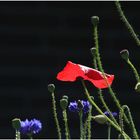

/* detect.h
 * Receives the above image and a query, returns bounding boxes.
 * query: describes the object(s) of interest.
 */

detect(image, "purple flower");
[104,111,117,117]
[20,119,42,135]
[69,100,91,114]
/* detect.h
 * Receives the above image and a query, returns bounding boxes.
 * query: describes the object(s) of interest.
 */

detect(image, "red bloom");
[57,61,114,89]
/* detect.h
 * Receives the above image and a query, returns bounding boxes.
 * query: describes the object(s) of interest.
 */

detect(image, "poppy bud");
[60,98,68,110]
[77,100,83,110]
[90,47,96,58]
[93,115,107,124]
[62,95,69,100]
[120,49,129,61]
[12,118,21,130]
[48,84,55,93]
[90,96,94,100]
[135,82,140,92]
[91,16,99,26]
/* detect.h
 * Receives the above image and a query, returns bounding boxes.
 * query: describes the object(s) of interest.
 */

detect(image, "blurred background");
[0,1,140,139]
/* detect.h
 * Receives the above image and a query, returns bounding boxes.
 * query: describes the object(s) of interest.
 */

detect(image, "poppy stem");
[115,0,140,46]
[15,130,20,140]
[83,117,88,139]
[81,79,130,139]
[107,123,111,140]
[87,106,92,139]
[127,59,140,82]
[51,92,62,139]
[119,108,124,139]
[62,110,70,140]
[122,105,139,139]
[90,47,119,126]
[79,110,84,140]
[98,90,119,125]
[92,15,129,125]
[83,105,92,139]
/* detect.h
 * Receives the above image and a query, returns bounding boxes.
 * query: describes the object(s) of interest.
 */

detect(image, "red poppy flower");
[57,61,114,89]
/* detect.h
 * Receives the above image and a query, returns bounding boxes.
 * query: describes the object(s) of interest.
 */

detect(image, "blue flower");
[69,100,91,114]
[104,111,117,117]
[20,119,42,135]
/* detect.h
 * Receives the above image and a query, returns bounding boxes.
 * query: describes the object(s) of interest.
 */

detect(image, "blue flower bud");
[69,100,91,114]
[20,119,42,135]
[77,100,84,110]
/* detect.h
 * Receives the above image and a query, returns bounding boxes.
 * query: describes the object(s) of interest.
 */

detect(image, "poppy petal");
[57,61,114,89]
[57,61,84,81]
[78,65,114,88]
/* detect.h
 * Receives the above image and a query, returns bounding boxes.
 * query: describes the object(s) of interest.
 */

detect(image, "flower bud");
[91,16,99,26]
[120,49,129,61]
[135,82,140,93]
[90,47,96,58]
[60,98,68,110]
[93,115,107,124]
[12,118,21,130]
[48,84,55,93]
[77,100,83,110]
[90,96,94,101]
[62,95,68,100]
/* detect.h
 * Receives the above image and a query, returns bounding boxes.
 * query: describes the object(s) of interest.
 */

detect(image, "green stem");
[93,20,129,124]
[115,0,140,46]
[122,105,139,139]
[83,119,88,139]
[98,89,119,125]
[91,48,119,126]
[62,110,70,140]
[81,80,130,139]
[119,108,124,139]
[127,59,140,82]
[87,106,92,139]
[79,110,84,140]
[51,92,61,139]
[107,123,111,140]
[15,130,20,140]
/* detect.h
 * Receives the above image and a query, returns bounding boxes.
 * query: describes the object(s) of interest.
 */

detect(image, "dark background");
[0,1,140,139]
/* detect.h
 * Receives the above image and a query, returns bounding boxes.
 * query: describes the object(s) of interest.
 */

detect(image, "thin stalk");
[15,130,20,140]
[51,92,61,139]
[62,110,69,140]
[87,106,92,139]
[81,79,130,139]
[108,87,129,124]
[107,123,111,140]
[122,105,139,139]
[98,88,119,126]
[83,118,88,139]
[119,108,124,139]
[93,20,129,124]
[79,110,84,140]
[91,49,119,126]
[115,0,140,46]
[127,59,140,82]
